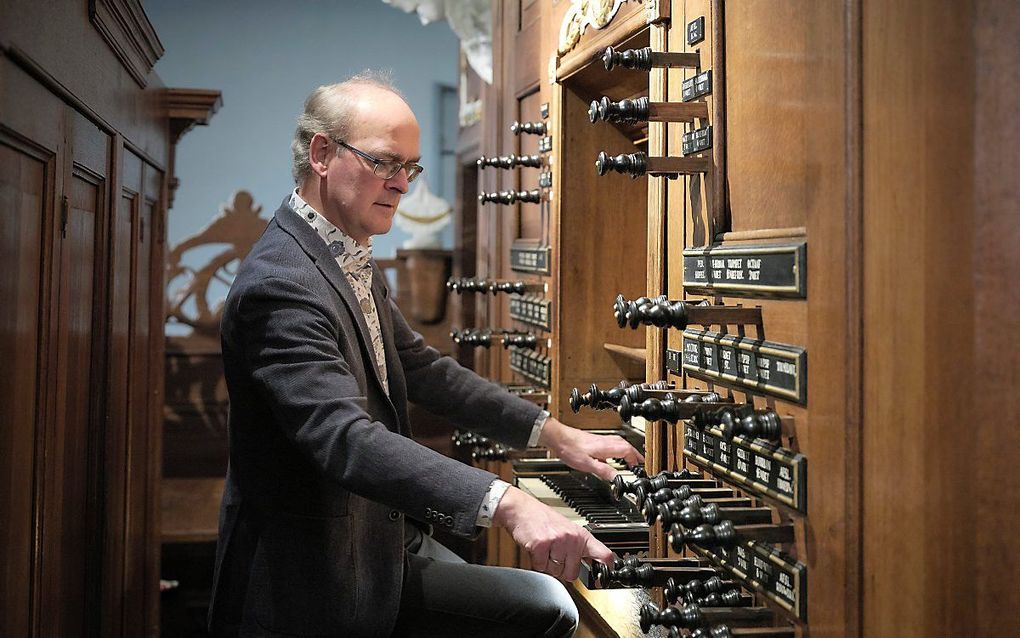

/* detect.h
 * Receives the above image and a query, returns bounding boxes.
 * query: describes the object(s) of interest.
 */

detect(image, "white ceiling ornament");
[381,0,492,83]
[393,178,452,249]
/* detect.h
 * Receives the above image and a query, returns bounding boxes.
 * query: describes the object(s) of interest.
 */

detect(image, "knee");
[526,573,579,638]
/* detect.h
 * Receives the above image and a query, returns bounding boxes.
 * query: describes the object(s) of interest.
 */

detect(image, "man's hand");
[493,486,615,582]
[538,417,644,482]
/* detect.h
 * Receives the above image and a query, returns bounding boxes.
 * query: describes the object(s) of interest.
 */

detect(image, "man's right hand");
[492,486,615,582]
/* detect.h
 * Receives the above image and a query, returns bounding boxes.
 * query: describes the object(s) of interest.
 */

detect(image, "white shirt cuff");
[527,409,550,448]
[475,479,512,528]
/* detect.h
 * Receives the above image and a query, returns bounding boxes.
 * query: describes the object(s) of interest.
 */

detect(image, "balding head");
[291,72,411,183]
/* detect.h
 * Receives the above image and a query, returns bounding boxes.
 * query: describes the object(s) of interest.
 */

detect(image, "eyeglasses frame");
[330,135,423,183]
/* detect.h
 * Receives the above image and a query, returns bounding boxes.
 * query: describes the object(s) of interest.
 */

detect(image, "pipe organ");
[453,1,1020,636]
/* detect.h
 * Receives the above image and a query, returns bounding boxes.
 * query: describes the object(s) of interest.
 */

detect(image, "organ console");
[589,555,719,589]
[639,601,773,633]
[677,625,795,638]
[447,277,546,295]
[478,189,544,205]
[601,46,701,71]
[668,519,795,553]
[588,96,709,124]
[476,154,544,169]
[690,405,784,442]
[456,1,1020,635]
[610,468,716,502]
[613,294,762,330]
[663,575,745,606]
[617,393,736,425]
[568,380,675,413]
[595,151,712,178]
[450,328,542,349]
[509,120,547,136]
[655,501,774,529]
[513,462,650,555]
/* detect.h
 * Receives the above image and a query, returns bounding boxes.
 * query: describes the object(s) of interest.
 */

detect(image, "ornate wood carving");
[558,0,634,55]
[89,0,164,87]
[166,190,268,342]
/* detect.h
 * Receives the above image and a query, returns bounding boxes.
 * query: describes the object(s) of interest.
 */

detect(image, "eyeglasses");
[331,136,424,183]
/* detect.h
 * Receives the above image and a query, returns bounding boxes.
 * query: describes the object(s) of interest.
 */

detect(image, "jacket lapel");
[370,263,409,430]
[273,201,394,409]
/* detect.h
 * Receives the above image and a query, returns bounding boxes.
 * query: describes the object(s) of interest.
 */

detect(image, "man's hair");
[291,70,407,183]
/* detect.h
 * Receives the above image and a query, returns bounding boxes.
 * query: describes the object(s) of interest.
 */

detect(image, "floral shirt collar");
[289,189,372,276]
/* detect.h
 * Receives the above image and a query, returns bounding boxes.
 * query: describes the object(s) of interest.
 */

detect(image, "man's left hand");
[537,417,644,482]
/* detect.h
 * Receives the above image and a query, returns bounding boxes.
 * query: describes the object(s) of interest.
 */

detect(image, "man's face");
[322,89,421,245]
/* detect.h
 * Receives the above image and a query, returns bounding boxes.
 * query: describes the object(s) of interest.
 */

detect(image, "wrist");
[491,486,525,528]
[536,417,569,451]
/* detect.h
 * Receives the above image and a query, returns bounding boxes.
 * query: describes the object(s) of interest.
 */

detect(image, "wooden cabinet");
[0,0,177,633]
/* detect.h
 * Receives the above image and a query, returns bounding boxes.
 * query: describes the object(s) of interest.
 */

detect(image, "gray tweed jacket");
[208,198,542,637]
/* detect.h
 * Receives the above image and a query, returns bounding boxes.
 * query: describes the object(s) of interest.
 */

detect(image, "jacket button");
[388,510,401,521]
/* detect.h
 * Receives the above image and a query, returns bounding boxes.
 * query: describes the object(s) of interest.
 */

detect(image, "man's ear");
[309,133,332,177]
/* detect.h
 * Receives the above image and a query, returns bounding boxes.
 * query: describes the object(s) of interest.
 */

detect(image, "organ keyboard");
[513,460,649,555]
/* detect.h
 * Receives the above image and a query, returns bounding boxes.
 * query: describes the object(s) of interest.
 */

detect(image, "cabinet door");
[0,59,62,638]
[37,108,110,638]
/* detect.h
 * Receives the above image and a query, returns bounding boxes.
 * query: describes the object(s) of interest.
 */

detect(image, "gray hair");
[291,71,407,183]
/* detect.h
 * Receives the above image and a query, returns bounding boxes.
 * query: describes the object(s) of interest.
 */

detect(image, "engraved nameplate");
[539,171,553,188]
[684,425,807,512]
[683,242,806,297]
[682,70,712,102]
[687,16,705,45]
[693,541,807,621]
[509,347,551,387]
[670,330,807,404]
[538,136,552,153]
[682,126,712,155]
[509,295,551,330]
[510,243,551,274]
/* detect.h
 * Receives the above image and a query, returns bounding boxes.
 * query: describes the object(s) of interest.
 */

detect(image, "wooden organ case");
[465,1,1020,637]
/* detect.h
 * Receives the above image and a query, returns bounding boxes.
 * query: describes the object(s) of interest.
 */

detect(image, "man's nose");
[386,168,410,193]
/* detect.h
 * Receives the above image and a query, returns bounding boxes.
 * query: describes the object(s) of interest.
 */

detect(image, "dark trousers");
[392,528,579,637]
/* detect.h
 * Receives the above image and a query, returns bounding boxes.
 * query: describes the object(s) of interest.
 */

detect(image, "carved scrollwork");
[557,0,632,56]
[165,190,268,337]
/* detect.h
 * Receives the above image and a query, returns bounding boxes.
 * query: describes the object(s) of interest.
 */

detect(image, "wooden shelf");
[602,343,647,363]
[570,582,667,638]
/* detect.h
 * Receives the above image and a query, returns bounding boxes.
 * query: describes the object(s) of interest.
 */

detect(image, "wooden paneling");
[37,111,109,637]
[0,128,52,638]
[554,85,648,427]
[971,2,1020,635]
[862,0,981,636]
[723,1,817,234]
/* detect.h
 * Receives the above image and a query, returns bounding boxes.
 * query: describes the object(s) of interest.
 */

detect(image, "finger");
[581,534,615,566]
[560,541,586,583]
[587,458,620,483]
[547,552,567,578]
[609,436,644,465]
[527,541,552,573]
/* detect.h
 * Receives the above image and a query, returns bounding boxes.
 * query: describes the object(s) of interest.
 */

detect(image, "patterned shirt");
[290,189,389,395]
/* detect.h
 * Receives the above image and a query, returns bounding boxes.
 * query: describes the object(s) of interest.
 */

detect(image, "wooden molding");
[89,0,164,88]
[165,88,223,143]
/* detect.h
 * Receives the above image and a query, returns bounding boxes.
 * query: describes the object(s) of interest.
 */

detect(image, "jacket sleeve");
[233,275,498,537]
[386,295,543,451]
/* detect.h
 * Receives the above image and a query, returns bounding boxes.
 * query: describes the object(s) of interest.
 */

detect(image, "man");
[209,73,643,638]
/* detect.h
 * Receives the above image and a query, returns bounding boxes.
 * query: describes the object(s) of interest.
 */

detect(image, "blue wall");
[148,0,460,258]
